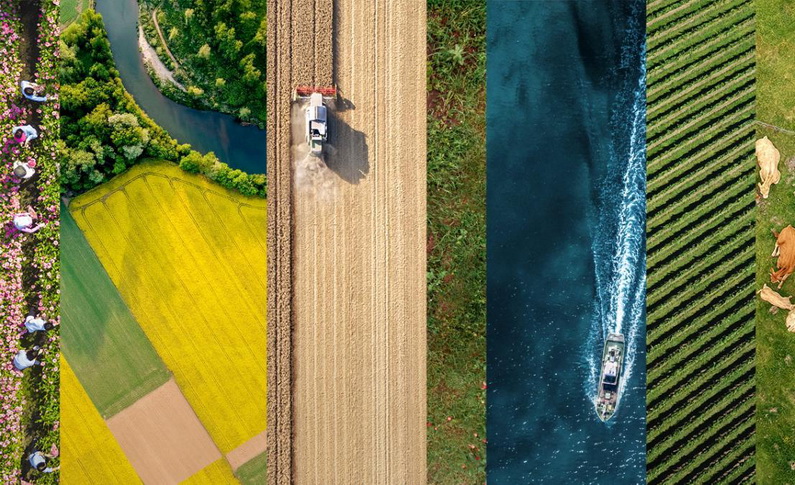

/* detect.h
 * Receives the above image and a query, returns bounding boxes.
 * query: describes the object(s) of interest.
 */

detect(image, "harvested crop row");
[266,0,333,481]
[267,0,427,482]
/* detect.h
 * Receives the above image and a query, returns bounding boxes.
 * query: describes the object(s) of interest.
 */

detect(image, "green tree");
[197,43,211,59]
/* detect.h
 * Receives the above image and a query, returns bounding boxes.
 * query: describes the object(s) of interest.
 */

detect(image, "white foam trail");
[586,28,647,418]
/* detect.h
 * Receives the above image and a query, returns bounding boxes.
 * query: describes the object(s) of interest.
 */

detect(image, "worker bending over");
[20,81,49,102]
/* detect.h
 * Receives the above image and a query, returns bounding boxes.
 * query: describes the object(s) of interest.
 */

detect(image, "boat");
[595,333,625,422]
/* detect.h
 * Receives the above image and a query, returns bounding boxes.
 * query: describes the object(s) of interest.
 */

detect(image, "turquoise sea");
[486,1,647,482]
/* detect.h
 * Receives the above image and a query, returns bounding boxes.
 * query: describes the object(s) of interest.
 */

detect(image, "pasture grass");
[756,0,795,130]
[182,458,239,484]
[235,452,267,485]
[427,1,487,483]
[70,160,267,454]
[757,0,795,480]
[60,359,143,484]
[755,129,795,485]
[61,205,171,417]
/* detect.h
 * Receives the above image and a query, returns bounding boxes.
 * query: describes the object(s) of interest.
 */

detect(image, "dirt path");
[151,9,180,68]
[225,429,267,471]
[267,0,427,482]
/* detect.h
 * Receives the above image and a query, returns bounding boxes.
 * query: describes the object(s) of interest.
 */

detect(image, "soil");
[226,429,268,471]
[106,379,222,484]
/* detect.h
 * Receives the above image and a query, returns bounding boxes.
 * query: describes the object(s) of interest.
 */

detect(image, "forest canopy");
[140,0,267,125]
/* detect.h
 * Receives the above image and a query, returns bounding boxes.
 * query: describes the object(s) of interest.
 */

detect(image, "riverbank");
[138,26,184,91]
[137,0,266,129]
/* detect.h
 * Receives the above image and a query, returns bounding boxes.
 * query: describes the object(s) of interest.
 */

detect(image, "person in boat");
[13,207,43,234]
[20,81,49,102]
[11,125,38,146]
[24,315,54,334]
[28,448,59,474]
[13,346,43,371]
[12,159,36,180]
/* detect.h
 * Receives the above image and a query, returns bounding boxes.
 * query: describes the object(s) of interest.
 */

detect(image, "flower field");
[0,0,61,482]
[182,458,239,484]
[61,205,171,418]
[70,160,267,455]
[60,359,142,484]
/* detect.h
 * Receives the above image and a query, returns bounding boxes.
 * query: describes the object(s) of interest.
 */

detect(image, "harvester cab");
[294,86,337,156]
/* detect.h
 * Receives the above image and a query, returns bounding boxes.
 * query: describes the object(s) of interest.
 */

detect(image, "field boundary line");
[755,120,795,136]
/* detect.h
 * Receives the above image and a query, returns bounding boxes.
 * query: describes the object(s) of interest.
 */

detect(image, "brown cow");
[771,225,795,288]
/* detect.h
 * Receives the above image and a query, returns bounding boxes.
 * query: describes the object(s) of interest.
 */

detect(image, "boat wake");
[585,16,647,420]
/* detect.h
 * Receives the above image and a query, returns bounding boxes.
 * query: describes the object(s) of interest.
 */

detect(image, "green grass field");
[61,204,171,418]
[645,0,756,483]
[756,0,795,481]
[236,452,267,485]
[59,0,90,29]
[757,0,795,131]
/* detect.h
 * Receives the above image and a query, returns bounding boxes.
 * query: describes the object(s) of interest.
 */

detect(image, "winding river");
[95,0,267,174]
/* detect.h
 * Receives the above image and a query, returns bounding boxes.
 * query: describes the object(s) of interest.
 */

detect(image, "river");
[486,0,647,483]
[95,0,266,174]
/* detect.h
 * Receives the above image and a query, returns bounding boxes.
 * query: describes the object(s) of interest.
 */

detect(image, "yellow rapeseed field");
[60,359,142,484]
[181,459,240,484]
[70,160,267,454]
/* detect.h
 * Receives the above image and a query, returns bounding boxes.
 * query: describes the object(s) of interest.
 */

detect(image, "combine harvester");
[294,86,337,155]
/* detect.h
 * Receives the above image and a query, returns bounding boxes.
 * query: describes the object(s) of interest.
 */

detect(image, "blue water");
[486,1,647,483]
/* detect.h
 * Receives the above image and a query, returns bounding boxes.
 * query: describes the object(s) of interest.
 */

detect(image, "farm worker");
[13,207,42,234]
[25,315,53,333]
[20,81,48,102]
[13,346,43,371]
[12,159,36,180]
[12,125,38,146]
[28,450,58,473]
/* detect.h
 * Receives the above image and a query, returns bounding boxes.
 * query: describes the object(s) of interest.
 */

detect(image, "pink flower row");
[0,0,61,480]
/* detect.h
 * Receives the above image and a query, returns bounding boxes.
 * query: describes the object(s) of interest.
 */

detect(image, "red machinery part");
[295,86,337,96]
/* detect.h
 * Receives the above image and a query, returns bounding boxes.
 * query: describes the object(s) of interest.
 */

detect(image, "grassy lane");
[70,160,267,454]
[60,360,142,484]
[427,1,486,483]
[757,0,795,131]
[61,205,171,417]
